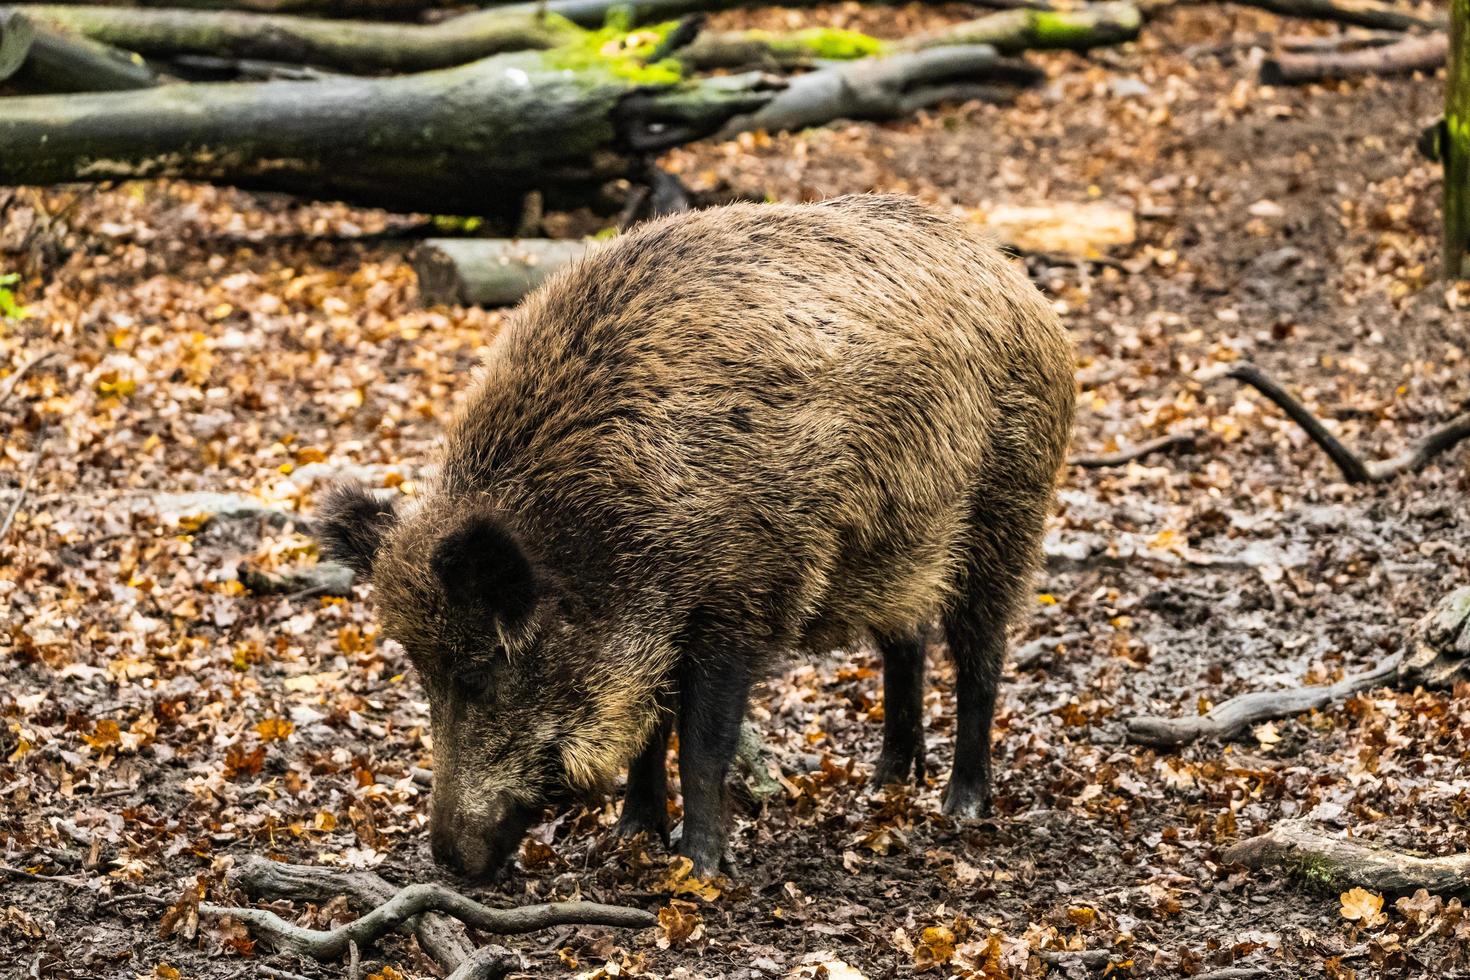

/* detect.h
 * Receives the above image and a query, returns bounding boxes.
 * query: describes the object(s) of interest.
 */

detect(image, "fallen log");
[32,0,460,16]
[413,238,591,306]
[897,1,1142,55]
[674,2,1140,71]
[1261,30,1446,84]
[1228,363,1470,483]
[1124,654,1403,748]
[16,2,585,73]
[1231,0,1444,31]
[0,8,158,92]
[1223,820,1470,896]
[0,48,778,216]
[15,0,833,73]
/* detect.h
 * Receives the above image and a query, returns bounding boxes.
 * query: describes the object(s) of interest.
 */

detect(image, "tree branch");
[1125,654,1402,748]
[1069,431,1196,468]
[1229,363,1470,483]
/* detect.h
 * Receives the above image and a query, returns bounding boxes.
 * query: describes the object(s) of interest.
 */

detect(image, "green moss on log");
[542,17,682,83]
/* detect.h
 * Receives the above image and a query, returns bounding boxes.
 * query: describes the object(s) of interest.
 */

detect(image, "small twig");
[0,428,46,545]
[0,864,89,887]
[1012,631,1088,670]
[1224,819,1470,896]
[201,883,655,961]
[348,940,361,980]
[1193,969,1271,980]
[259,968,316,980]
[1036,949,1113,967]
[1229,364,1470,483]
[1070,431,1197,468]
[1125,653,1403,748]
[0,349,57,408]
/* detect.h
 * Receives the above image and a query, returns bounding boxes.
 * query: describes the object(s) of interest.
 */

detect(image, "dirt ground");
[2,3,1468,978]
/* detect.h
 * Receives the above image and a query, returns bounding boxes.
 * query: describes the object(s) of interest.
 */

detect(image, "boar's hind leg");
[872,632,927,786]
[942,543,1033,819]
[616,713,672,842]
[676,656,752,877]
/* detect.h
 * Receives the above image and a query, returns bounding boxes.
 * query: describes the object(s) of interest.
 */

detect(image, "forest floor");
[2,2,1469,978]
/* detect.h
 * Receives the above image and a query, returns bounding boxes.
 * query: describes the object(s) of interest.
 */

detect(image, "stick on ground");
[1069,431,1197,468]
[1229,363,1470,483]
[1125,654,1402,748]
[1224,819,1470,895]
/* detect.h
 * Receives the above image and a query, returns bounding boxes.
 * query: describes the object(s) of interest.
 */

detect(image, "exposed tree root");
[1125,655,1402,747]
[210,857,654,966]
[1224,819,1470,896]
[1069,431,1197,468]
[1229,363,1470,483]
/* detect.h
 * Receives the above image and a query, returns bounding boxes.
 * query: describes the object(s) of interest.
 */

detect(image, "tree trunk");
[674,2,1141,72]
[0,50,773,215]
[413,238,591,306]
[1260,31,1446,84]
[0,8,159,91]
[1446,0,1470,278]
[1232,0,1444,31]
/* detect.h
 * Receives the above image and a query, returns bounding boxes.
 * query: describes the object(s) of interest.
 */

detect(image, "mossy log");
[15,0,819,73]
[898,1,1141,55]
[32,0,461,15]
[16,2,585,72]
[0,49,774,215]
[674,2,1140,72]
[0,8,159,91]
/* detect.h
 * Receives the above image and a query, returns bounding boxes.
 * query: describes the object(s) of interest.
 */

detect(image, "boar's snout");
[429,790,538,880]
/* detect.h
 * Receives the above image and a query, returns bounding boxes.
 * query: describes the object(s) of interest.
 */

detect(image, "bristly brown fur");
[333,195,1075,875]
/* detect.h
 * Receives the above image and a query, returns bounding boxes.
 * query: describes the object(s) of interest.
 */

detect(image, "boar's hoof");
[870,747,927,789]
[940,781,992,820]
[613,805,670,844]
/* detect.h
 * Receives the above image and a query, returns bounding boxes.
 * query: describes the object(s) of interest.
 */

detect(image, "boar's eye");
[454,667,493,697]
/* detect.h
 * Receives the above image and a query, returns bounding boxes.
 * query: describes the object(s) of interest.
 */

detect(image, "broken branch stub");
[1398,587,1470,689]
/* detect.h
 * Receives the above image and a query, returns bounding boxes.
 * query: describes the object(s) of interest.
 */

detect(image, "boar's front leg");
[676,655,752,877]
[615,713,672,842]
[872,631,927,786]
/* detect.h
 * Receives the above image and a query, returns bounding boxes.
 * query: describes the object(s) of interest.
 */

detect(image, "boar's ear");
[314,483,399,577]
[431,515,539,625]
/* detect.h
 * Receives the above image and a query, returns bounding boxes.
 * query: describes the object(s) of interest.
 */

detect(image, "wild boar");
[316,194,1075,879]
